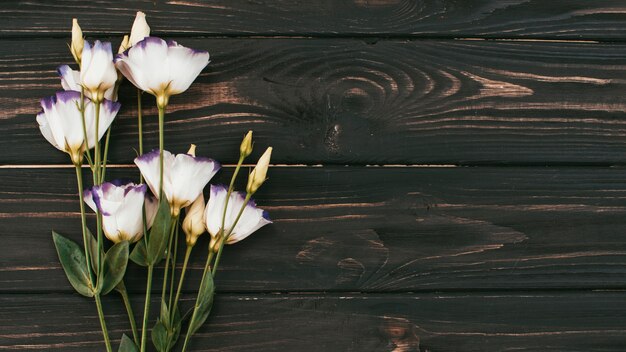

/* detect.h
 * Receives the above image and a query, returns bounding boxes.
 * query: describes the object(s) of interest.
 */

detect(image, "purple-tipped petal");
[55,90,82,103]
[136,149,161,163]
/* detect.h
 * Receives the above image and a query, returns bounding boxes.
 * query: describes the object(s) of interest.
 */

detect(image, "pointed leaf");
[130,240,149,267]
[167,304,183,349]
[118,334,139,352]
[52,231,94,297]
[98,241,129,295]
[85,228,102,274]
[151,319,168,352]
[159,299,171,327]
[187,269,215,336]
[147,200,172,265]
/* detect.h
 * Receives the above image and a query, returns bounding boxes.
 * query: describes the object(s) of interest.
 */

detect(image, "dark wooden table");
[3,1,626,351]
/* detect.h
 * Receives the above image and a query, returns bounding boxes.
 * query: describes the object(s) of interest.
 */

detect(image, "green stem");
[94,101,103,273]
[167,224,179,311]
[181,250,214,352]
[94,101,101,184]
[78,88,94,169]
[160,216,178,310]
[140,264,154,352]
[138,90,143,155]
[100,127,112,184]
[74,164,94,285]
[213,193,252,276]
[158,105,165,199]
[171,245,192,326]
[94,294,113,352]
[119,284,140,346]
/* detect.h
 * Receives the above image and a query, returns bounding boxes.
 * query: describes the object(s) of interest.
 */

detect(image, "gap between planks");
[0,164,458,169]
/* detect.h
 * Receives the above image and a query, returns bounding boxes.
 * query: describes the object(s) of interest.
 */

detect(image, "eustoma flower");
[83,181,159,243]
[36,91,120,164]
[134,147,220,216]
[80,40,118,102]
[58,65,115,101]
[204,184,272,246]
[114,37,209,108]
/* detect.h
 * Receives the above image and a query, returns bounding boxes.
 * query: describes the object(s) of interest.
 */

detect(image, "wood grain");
[1,292,626,351]
[2,166,626,293]
[3,1,626,40]
[4,38,626,165]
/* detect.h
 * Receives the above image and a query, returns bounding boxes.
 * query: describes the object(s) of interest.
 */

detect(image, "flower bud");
[246,147,272,194]
[118,35,130,54]
[240,131,253,157]
[70,18,84,65]
[182,194,206,247]
[129,11,150,46]
[187,144,197,157]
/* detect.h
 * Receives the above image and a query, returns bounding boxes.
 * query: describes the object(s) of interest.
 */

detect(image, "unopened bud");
[182,194,206,247]
[209,235,221,253]
[118,35,130,54]
[240,131,253,157]
[246,147,272,194]
[70,19,84,65]
[187,144,196,157]
[129,11,150,46]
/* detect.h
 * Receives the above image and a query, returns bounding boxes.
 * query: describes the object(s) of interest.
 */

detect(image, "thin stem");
[94,294,113,352]
[213,193,252,276]
[119,284,140,346]
[140,264,154,352]
[78,88,94,169]
[100,127,112,184]
[137,89,144,183]
[74,164,94,285]
[158,105,165,199]
[138,90,143,155]
[160,216,178,309]
[181,250,214,352]
[94,101,101,184]
[94,101,103,273]
[171,245,192,326]
[167,224,179,311]
[219,155,245,236]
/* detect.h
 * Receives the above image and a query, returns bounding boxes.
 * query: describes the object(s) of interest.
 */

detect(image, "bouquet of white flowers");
[36,12,273,352]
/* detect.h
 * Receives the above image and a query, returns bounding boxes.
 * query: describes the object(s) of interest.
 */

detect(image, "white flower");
[204,184,272,244]
[84,180,159,243]
[129,11,150,46]
[134,149,220,215]
[36,91,120,164]
[80,40,118,102]
[58,65,115,101]
[182,194,206,246]
[114,37,210,107]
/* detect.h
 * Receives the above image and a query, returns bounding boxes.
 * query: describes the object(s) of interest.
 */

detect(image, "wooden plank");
[4,38,626,166]
[3,1,626,39]
[1,292,626,351]
[2,166,626,293]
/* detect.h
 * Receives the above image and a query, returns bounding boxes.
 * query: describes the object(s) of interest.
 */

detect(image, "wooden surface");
[2,1,626,351]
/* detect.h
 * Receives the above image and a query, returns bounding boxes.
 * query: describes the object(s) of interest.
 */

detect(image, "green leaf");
[151,319,168,352]
[187,269,215,336]
[85,228,101,274]
[130,240,149,267]
[52,231,94,297]
[167,304,183,349]
[147,200,172,265]
[118,334,139,352]
[98,241,129,295]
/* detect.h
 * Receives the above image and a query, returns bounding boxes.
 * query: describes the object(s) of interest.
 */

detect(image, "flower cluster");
[36,12,274,352]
